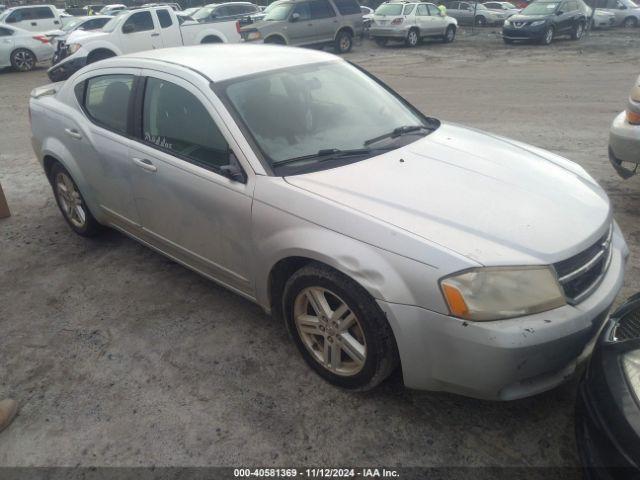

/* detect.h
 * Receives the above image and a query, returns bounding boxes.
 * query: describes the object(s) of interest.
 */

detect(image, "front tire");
[405,28,419,47]
[51,163,101,237]
[540,26,554,45]
[475,15,486,26]
[443,25,456,43]
[283,263,399,391]
[623,16,638,28]
[10,48,36,72]
[334,30,353,54]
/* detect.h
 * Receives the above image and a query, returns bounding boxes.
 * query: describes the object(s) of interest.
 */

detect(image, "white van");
[0,5,63,32]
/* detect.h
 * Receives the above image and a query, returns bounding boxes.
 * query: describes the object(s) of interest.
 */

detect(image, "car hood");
[284,123,611,266]
[66,29,108,44]
[508,13,551,21]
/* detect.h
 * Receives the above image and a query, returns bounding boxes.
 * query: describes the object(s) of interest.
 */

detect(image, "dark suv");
[502,0,587,44]
[239,0,363,53]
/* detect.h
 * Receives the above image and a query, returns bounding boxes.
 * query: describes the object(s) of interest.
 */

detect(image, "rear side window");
[84,75,134,134]
[333,0,361,15]
[142,78,231,172]
[34,7,55,19]
[157,9,173,27]
[403,4,416,14]
[416,4,429,15]
[309,0,336,18]
[123,11,154,32]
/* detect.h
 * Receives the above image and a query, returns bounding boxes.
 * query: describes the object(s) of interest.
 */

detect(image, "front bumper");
[377,226,628,400]
[609,111,640,178]
[47,53,87,82]
[502,24,547,40]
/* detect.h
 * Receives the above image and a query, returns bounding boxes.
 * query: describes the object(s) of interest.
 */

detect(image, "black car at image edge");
[502,0,587,44]
[576,293,640,480]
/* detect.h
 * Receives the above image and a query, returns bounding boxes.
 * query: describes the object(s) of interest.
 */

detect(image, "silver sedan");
[30,45,628,400]
[0,24,54,71]
[610,74,640,178]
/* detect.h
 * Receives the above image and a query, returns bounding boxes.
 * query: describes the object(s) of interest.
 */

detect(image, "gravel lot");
[0,27,639,471]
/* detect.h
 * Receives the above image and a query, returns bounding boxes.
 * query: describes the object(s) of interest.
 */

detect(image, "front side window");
[123,11,154,32]
[309,0,336,18]
[142,78,230,172]
[35,7,55,19]
[222,61,432,173]
[157,9,173,27]
[84,74,134,133]
[8,9,35,22]
[427,4,440,15]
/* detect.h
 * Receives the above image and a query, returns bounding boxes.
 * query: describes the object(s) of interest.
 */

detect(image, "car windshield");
[375,4,404,14]
[101,16,121,32]
[264,3,292,20]
[521,2,559,14]
[222,61,434,173]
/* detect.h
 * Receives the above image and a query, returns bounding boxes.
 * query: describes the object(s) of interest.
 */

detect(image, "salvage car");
[29,44,628,400]
[369,2,458,47]
[45,15,112,65]
[576,294,640,479]
[503,0,587,44]
[0,24,53,71]
[610,74,640,179]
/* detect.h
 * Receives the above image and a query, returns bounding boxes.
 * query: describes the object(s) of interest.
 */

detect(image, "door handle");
[151,33,160,37]
[132,157,157,172]
[54,20,60,24]
[64,128,82,140]
[31,22,37,26]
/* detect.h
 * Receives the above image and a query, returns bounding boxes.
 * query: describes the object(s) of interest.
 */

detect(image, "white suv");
[0,5,62,32]
[369,1,458,47]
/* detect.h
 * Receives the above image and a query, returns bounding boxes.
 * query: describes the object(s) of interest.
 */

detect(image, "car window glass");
[214,6,231,17]
[403,4,416,14]
[10,9,34,21]
[416,4,429,15]
[427,3,440,14]
[448,1,459,8]
[35,7,54,19]
[0,26,12,36]
[460,2,470,10]
[292,2,312,20]
[84,74,134,134]
[309,0,336,18]
[334,0,362,14]
[157,9,173,27]
[123,11,154,32]
[143,78,230,171]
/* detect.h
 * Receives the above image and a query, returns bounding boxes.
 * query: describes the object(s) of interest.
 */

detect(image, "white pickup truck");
[48,6,241,82]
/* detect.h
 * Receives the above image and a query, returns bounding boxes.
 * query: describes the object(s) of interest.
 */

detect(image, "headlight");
[440,266,566,321]
[67,43,82,54]
[530,20,546,26]
[623,350,640,397]
[246,30,262,41]
[504,19,511,26]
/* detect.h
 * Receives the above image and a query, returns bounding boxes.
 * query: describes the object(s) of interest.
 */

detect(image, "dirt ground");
[0,27,639,470]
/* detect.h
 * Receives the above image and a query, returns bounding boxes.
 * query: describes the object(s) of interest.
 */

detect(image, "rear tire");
[405,28,419,47]
[442,25,456,43]
[571,21,585,40]
[334,30,353,54]
[374,37,388,47]
[50,162,101,237]
[283,263,399,391]
[10,48,36,72]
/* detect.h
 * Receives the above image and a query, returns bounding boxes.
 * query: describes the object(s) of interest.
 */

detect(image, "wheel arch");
[263,33,287,44]
[334,25,355,41]
[200,35,223,44]
[86,47,117,64]
[10,47,37,66]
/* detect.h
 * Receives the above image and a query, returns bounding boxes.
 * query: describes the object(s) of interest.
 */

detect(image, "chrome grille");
[613,309,640,341]
[553,225,613,305]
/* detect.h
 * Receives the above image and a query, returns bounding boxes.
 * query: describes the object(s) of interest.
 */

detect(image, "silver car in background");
[29,45,628,400]
[0,24,54,71]
[446,0,509,25]
[482,1,521,17]
[610,75,640,178]
[369,1,458,46]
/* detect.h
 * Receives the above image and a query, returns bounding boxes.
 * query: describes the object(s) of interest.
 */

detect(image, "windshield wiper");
[271,148,382,168]
[364,125,433,147]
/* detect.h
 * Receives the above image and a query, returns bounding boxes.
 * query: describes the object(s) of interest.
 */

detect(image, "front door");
[118,11,162,54]
[309,0,338,43]
[0,27,14,67]
[127,71,255,294]
[287,2,316,45]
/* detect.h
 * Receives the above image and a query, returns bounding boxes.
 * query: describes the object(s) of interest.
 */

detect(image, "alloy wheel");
[446,27,455,42]
[55,172,87,229]
[544,27,553,44]
[339,34,351,53]
[407,30,418,47]
[576,23,584,39]
[293,287,367,377]
[12,50,35,72]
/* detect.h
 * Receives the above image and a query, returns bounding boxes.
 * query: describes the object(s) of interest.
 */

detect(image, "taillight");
[391,18,404,25]
[626,109,640,125]
[33,35,49,44]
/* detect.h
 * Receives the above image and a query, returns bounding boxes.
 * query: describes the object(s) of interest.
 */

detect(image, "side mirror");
[556,9,563,14]
[221,151,247,183]
[122,23,135,33]
[290,12,300,22]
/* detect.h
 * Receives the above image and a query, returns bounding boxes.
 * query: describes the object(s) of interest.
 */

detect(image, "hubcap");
[55,172,86,229]
[14,51,34,71]
[545,29,553,43]
[409,32,417,45]
[576,24,583,37]
[294,287,366,376]
[340,36,350,51]
[447,28,454,40]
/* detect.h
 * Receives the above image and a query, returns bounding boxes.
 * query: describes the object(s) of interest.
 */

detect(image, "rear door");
[309,0,338,42]
[427,3,448,32]
[119,10,162,53]
[0,26,14,67]
[155,8,182,47]
[34,6,60,31]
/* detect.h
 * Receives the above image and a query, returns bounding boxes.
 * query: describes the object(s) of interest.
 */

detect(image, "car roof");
[114,44,339,83]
